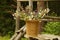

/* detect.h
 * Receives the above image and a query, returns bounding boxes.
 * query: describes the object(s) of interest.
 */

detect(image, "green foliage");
[0,13,15,36]
[0,0,16,36]
[43,22,60,35]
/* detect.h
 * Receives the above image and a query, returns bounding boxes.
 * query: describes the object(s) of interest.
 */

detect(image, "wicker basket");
[26,20,40,37]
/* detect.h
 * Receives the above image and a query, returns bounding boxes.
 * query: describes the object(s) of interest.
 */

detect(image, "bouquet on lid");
[15,8,50,20]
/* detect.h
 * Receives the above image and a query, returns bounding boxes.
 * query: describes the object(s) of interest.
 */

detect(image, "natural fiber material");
[26,20,40,37]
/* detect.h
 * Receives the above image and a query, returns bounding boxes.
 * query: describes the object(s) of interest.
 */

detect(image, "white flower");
[39,12,41,15]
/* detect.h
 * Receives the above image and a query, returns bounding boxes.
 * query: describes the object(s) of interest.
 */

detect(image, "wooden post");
[15,1,21,32]
[37,1,40,12]
[37,0,46,33]
[46,1,49,16]
[29,0,33,13]
[37,1,45,12]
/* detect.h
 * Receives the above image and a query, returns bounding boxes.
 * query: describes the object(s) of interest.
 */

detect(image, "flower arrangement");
[19,8,50,21]
[15,8,50,21]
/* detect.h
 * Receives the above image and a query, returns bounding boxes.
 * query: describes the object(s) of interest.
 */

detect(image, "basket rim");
[25,20,39,22]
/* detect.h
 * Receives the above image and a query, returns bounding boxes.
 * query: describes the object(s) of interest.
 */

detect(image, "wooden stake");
[10,33,17,40]
[37,1,40,12]
[15,1,21,32]
[29,0,33,13]
[14,31,25,40]
[37,1,45,11]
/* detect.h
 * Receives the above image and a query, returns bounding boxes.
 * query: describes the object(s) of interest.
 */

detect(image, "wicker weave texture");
[26,20,40,37]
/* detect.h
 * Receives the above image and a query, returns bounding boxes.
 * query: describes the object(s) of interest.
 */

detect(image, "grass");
[0,35,27,40]
[0,35,10,40]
